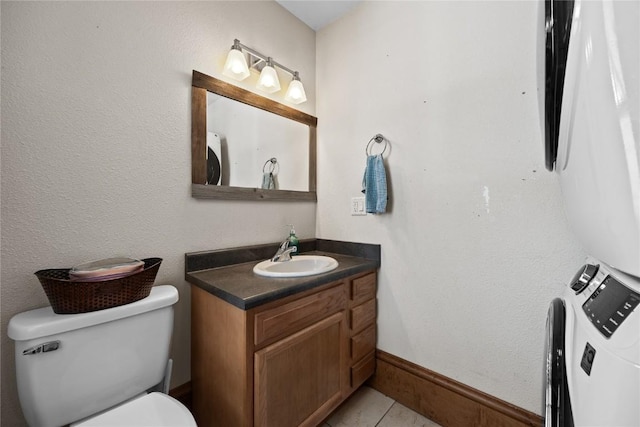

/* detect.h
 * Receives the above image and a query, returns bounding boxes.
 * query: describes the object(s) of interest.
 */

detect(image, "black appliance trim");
[544,0,575,171]
[545,298,574,426]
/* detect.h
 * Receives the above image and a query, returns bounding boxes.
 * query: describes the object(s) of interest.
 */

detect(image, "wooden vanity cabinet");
[348,272,377,390]
[191,270,377,427]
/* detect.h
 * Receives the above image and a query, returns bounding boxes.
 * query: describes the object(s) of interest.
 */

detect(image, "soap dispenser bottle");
[287,224,299,256]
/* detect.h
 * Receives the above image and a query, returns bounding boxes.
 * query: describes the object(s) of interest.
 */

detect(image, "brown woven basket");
[35,258,162,314]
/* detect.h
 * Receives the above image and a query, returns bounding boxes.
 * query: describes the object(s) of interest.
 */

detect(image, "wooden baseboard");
[169,381,192,411]
[367,350,543,427]
[169,351,543,427]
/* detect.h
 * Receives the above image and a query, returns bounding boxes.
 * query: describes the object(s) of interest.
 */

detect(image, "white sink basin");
[253,255,339,278]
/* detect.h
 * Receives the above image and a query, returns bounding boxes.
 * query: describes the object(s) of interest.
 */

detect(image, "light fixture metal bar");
[235,39,297,77]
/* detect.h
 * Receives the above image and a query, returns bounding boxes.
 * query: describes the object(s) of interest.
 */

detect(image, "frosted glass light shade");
[284,79,307,104]
[223,49,250,81]
[257,65,281,93]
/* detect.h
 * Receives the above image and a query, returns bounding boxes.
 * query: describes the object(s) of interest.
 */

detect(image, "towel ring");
[263,157,279,174]
[366,134,388,156]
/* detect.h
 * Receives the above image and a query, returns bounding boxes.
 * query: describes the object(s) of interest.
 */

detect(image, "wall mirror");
[191,70,317,201]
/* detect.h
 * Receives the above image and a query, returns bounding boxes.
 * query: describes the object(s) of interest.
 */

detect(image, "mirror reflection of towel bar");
[366,134,388,156]
[263,157,279,174]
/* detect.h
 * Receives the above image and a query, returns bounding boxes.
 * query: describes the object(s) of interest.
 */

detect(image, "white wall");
[0,2,315,425]
[316,1,585,414]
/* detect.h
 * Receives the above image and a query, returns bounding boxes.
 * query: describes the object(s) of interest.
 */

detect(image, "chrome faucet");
[271,238,295,262]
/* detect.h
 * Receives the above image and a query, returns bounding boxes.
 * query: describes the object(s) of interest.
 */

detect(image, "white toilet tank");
[8,285,179,427]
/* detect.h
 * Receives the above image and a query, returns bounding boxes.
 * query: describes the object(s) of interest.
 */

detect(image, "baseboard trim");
[169,381,192,410]
[367,350,543,427]
[168,352,543,427]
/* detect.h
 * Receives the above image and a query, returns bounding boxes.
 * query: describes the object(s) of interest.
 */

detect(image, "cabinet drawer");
[351,272,376,306]
[254,285,346,347]
[351,351,376,388]
[350,298,376,333]
[351,324,376,362]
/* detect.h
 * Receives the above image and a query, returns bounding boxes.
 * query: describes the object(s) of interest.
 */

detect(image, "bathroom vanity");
[185,240,379,427]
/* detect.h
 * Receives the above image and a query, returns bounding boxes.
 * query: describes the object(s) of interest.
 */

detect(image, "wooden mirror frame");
[191,70,317,201]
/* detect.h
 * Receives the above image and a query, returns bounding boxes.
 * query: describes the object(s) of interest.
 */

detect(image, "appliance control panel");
[583,275,640,338]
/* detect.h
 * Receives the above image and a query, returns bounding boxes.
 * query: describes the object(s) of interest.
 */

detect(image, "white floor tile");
[326,387,394,427]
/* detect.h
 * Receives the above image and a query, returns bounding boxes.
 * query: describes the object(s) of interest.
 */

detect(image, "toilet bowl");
[8,285,196,427]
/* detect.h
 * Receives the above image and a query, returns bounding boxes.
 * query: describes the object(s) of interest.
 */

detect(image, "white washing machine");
[546,260,640,427]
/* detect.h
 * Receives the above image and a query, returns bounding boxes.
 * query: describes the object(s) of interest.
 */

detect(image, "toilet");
[8,285,196,427]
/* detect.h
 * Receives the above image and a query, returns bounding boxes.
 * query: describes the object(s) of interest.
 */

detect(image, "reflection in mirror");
[191,70,317,201]
[207,92,309,191]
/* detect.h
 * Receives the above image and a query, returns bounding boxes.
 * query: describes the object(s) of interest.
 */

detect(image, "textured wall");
[1,2,315,425]
[316,1,585,414]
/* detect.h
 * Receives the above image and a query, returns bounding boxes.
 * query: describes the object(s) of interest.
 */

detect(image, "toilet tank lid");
[8,285,178,341]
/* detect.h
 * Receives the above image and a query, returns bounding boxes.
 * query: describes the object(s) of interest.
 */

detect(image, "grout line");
[374,400,397,427]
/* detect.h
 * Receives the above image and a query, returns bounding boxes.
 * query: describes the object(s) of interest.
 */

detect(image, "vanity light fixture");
[256,57,281,93]
[222,39,307,104]
[222,40,250,81]
[284,72,307,104]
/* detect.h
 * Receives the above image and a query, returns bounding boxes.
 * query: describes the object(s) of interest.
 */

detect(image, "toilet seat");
[72,392,196,426]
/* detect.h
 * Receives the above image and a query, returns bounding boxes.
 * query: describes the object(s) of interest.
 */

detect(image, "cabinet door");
[254,312,348,427]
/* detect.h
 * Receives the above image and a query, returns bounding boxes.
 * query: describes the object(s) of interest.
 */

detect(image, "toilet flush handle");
[22,340,60,355]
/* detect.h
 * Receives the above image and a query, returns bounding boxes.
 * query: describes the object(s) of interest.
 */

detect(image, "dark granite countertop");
[185,239,380,310]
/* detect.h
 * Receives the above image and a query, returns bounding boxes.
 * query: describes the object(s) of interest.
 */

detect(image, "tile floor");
[322,386,442,427]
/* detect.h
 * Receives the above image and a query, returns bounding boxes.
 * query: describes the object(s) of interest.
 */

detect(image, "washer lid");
[73,393,196,427]
[8,285,178,341]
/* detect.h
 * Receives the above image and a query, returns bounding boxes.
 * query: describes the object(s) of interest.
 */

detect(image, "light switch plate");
[351,197,366,216]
